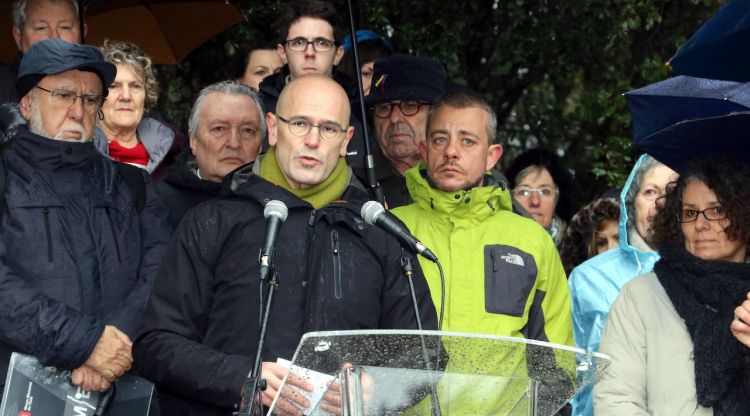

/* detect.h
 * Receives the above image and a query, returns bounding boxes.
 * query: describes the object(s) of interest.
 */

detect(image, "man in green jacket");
[392,91,574,414]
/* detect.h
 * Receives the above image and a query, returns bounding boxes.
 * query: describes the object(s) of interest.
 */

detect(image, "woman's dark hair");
[652,156,750,249]
[230,41,278,81]
[560,197,620,275]
[504,148,580,222]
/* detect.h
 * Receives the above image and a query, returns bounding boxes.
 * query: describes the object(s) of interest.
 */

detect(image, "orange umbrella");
[1,0,245,64]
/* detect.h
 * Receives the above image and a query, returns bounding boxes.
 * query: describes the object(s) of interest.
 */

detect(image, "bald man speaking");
[133,75,437,416]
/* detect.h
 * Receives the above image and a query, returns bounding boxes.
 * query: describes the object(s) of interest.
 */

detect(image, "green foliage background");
[155,0,723,201]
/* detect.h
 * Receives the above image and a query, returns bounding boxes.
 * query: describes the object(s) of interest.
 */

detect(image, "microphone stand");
[345,0,384,205]
[239,266,280,415]
[401,251,442,416]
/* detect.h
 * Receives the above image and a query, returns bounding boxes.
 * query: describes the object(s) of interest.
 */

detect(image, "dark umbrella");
[631,111,750,173]
[1,0,244,64]
[625,75,750,143]
[669,0,750,82]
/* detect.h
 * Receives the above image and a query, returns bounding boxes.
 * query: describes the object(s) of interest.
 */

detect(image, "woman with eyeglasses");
[566,154,676,416]
[595,156,750,415]
[93,40,179,180]
[504,148,579,248]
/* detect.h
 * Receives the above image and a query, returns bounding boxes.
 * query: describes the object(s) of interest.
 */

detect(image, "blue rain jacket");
[568,154,661,416]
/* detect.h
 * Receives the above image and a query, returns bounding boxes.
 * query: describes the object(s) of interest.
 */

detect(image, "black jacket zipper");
[105,208,122,263]
[331,229,342,299]
[42,207,52,262]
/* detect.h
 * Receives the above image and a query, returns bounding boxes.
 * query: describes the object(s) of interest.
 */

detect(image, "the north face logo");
[500,253,524,266]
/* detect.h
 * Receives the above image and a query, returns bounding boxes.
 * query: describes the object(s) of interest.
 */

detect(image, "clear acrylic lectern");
[269,330,609,416]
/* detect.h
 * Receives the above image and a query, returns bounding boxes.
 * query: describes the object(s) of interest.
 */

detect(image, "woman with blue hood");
[567,154,676,416]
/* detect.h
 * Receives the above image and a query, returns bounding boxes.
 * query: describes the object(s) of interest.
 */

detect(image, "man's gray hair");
[188,81,266,138]
[12,0,80,30]
[426,90,498,144]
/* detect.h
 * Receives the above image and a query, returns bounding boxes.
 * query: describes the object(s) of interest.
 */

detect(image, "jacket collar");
[226,160,372,235]
[92,117,175,173]
[14,126,97,171]
[404,162,514,221]
[258,65,359,102]
[163,158,222,195]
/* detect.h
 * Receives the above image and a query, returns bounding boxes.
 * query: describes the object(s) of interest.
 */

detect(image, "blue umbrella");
[625,75,750,142]
[632,111,750,173]
[669,0,750,82]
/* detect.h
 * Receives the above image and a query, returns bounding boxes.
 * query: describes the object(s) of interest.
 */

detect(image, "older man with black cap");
[0,38,169,393]
[365,53,446,208]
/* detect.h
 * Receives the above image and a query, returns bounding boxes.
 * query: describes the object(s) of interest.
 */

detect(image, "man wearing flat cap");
[365,53,446,208]
[0,38,169,392]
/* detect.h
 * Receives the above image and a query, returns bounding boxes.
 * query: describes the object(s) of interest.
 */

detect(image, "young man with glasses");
[133,74,437,415]
[0,38,170,393]
[364,53,446,208]
[259,0,375,173]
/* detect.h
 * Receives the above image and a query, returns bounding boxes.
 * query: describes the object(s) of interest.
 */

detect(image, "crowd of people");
[0,0,749,415]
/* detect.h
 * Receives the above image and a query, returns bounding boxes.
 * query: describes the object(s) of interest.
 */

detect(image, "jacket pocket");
[331,229,342,299]
[484,245,538,317]
[4,196,66,280]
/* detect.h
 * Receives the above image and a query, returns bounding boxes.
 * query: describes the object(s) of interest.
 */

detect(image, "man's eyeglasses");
[512,187,558,200]
[372,100,429,119]
[285,37,336,53]
[276,114,346,141]
[677,207,727,223]
[35,86,104,113]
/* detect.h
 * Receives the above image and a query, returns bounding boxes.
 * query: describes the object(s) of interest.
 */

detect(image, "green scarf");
[259,147,350,209]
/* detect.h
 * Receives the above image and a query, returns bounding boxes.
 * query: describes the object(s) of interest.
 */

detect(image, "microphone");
[361,201,438,262]
[259,200,288,281]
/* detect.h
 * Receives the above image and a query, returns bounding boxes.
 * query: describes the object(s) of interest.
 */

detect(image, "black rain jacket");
[133,162,437,415]
[0,122,170,382]
[156,157,222,230]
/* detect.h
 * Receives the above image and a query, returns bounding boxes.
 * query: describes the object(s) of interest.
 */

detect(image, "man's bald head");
[268,74,354,189]
[277,74,351,124]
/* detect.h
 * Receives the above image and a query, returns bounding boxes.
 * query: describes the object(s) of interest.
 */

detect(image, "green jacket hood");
[404,163,514,220]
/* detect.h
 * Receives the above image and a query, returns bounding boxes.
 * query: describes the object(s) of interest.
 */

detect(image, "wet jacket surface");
[133,163,438,416]
[392,165,572,342]
[593,273,712,416]
[0,127,169,382]
[567,155,660,416]
[391,165,574,414]
[156,158,222,230]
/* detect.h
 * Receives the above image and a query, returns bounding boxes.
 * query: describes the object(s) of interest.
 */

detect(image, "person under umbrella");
[567,154,676,416]
[595,156,750,415]
[94,40,179,179]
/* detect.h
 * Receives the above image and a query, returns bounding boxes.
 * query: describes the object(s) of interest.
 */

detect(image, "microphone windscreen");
[264,200,288,222]
[361,200,385,225]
